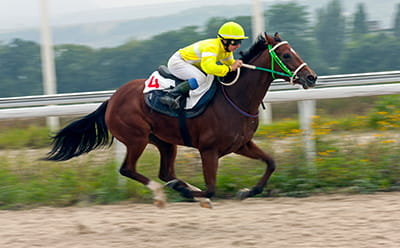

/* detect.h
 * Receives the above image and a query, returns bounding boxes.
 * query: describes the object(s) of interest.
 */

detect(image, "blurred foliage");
[394,3,400,39]
[0,39,43,97]
[1,1,400,97]
[367,95,400,129]
[352,3,369,39]
[314,0,346,68]
[0,125,51,149]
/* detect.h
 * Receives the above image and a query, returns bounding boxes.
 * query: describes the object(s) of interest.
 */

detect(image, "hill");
[0,0,398,48]
[0,5,251,48]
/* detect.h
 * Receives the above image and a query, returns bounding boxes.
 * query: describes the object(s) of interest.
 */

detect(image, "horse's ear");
[265,32,274,44]
[274,32,282,41]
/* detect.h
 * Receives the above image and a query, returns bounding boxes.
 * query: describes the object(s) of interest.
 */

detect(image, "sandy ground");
[1,193,400,248]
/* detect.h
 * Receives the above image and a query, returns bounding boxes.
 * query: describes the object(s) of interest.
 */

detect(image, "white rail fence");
[1,71,400,162]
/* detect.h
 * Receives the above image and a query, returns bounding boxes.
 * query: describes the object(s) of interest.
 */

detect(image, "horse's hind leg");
[235,140,276,200]
[150,135,213,208]
[149,135,177,182]
[119,140,167,208]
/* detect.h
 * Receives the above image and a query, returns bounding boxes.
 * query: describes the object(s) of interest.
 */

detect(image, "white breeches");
[167,52,215,109]
[167,52,207,86]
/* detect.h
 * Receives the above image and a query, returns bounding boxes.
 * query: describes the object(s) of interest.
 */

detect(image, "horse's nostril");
[307,75,316,83]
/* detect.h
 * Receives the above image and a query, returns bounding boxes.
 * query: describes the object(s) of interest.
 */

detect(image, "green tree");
[0,39,42,97]
[265,2,318,73]
[55,44,96,93]
[394,3,400,39]
[352,3,369,39]
[266,2,310,39]
[339,34,400,73]
[314,0,346,70]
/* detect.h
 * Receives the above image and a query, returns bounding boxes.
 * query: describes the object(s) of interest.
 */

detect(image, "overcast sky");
[1,0,189,15]
[0,0,251,30]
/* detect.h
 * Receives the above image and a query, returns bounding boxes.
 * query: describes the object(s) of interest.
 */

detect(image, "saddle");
[157,65,183,83]
[144,66,217,118]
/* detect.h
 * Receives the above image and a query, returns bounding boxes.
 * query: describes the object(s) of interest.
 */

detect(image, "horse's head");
[265,33,317,89]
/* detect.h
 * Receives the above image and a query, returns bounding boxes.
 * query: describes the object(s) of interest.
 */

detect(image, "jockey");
[159,21,248,109]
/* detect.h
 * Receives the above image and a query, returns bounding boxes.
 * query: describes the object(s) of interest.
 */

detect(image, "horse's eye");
[283,53,291,59]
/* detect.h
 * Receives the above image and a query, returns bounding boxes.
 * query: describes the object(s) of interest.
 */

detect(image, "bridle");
[268,41,307,85]
[219,39,308,118]
[219,40,307,86]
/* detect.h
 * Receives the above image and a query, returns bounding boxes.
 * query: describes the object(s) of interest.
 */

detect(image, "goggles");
[227,39,242,46]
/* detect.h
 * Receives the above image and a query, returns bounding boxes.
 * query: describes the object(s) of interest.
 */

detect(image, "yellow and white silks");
[167,38,236,109]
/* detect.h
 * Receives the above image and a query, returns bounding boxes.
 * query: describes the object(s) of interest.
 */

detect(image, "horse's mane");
[239,34,268,63]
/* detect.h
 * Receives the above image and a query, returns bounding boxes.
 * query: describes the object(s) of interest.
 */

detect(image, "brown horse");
[46,33,317,208]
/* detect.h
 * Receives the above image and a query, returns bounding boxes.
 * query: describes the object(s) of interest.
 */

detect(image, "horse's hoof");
[236,188,251,200]
[199,200,213,209]
[165,179,180,189]
[154,199,166,208]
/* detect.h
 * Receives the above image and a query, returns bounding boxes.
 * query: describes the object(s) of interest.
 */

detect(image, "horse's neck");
[226,55,273,114]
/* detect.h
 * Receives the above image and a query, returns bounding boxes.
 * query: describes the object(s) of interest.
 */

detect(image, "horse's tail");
[45,101,112,161]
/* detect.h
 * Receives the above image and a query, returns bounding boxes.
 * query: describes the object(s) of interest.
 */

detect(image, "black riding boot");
[159,81,191,109]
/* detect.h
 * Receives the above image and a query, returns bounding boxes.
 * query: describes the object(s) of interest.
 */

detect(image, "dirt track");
[1,192,400,248]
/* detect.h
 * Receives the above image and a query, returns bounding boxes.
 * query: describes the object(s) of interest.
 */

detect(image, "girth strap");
[177,98,193,147]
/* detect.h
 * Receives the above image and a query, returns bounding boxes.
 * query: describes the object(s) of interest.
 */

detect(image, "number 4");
[147,76,160,88]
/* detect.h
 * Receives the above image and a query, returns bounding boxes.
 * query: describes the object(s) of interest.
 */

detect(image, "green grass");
[0,149,163,209]
[0,125,51,149]
[1,129,398,209]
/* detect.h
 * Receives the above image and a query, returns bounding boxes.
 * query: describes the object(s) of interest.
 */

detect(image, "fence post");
[259,103,272,124]
[40,0,59,131]
[298,100,316,164]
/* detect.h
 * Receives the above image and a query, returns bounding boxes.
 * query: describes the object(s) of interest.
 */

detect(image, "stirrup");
[159,95,181,109]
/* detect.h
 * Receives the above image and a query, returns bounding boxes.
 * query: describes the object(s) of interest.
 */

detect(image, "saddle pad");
[143,71,175,93]
[144,70,215,109]
[144,81,217,118]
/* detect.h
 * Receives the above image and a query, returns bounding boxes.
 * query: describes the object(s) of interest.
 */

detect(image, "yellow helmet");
[218,21,248,40]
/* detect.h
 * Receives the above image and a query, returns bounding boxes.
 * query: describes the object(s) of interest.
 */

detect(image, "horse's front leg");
[196,149,219,208]
[235,140,276,200]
